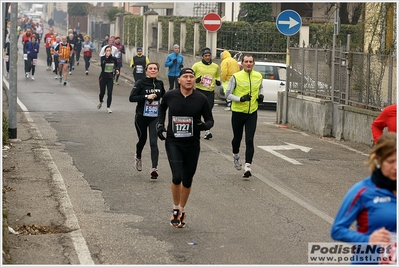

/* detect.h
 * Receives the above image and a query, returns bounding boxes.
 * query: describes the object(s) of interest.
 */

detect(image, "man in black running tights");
[157,68,214,228]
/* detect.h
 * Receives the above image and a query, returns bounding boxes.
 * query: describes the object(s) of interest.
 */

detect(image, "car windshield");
[254,65,287,81]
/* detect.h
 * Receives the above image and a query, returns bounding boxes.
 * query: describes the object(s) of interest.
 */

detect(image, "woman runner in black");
[98,46,119,113]
[157,68,214,228]
[129,62,166,179]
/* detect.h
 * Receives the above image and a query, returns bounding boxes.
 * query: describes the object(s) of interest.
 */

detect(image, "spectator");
[371,103,397,144]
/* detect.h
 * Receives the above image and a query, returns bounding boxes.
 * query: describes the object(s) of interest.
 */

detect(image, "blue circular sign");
[276,10,302,36]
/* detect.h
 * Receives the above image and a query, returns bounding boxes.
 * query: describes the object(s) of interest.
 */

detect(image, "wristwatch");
[145,95,148,99]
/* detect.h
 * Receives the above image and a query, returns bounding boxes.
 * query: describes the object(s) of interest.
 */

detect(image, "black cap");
[179,68,195,77]
[201,47,211,56]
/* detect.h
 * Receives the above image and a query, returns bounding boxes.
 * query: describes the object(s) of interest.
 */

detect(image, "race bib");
[116,52,121,58]
[83,45,90,51]
[47,37,52,44]
[200,74,213,88]
[5,55,9,62]
[143,100,159,117]
[104,63,114,72]
[136,65,143,74]
[23,54,27,60]
[172,116,193,138]
[32,59,37,65]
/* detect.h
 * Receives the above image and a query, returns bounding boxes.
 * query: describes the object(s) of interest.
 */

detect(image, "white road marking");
[258,143,312,165]
[17,97,95,265]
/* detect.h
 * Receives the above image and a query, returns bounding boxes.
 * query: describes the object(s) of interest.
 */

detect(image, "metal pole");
[283,36,290,124]
[331,34,336,102]
[345,34,351,105]
[8,2,18,139]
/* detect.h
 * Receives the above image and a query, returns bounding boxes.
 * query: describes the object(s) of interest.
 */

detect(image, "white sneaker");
[106,108,112,113]
[85,71,88,75]
[243,164,252,178]
[97,102,102,109]
[135,156,142,171]
[31,76,35,80]
[25,73,29,79]
[6,72,9,78]
[69,71,72,75]
[55,75,58,79]
[234,156,242,170]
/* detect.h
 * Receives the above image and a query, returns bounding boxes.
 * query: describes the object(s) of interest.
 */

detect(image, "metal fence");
[289,47,397,110]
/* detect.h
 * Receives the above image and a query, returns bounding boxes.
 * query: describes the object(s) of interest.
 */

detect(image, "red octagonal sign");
[203,13,222,32]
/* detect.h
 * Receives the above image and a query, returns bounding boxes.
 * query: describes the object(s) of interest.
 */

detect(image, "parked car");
[219,61,330,109]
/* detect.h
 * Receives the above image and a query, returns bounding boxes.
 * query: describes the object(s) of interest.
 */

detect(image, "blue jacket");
[164,52,184,77]
[24,41,40,58]
[331,176,396,243]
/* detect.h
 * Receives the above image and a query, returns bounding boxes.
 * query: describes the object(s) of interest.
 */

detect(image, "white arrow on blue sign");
[276,9,302,36]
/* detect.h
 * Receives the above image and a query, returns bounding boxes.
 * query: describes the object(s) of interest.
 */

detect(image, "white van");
[32,4,43,15]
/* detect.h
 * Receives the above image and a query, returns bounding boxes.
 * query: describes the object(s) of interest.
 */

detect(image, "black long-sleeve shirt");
[99,55,119,79]
[129,77,166,115]
[158,89,214,144]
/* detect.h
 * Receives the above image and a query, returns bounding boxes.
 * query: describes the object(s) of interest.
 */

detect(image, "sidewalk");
[2,88,80,264]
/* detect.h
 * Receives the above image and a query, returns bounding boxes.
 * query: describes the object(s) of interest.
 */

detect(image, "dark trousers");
[84,56,91,71]
[134,114,159,168]
[197,88,215,109]
[69,54,75,71]
[25,57,36,75]
[75,49,81,62]
[46,47,52,67]
[165,141,200,188]
[53,55,59,75]
[231,110,257,164]
[168,76,179,90]
[99,78,114,108]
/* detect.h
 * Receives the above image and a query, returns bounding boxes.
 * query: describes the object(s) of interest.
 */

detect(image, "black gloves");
[240,94,252,102]
[215,80,221,86]
[156,123,166,140]
[173,59,177,63]
[195,121,209,131]
[196,76,202,83]
[257,94,264,103]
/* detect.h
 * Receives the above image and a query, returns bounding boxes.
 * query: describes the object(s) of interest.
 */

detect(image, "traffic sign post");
[276,10,302,125]
[202,13,222,58]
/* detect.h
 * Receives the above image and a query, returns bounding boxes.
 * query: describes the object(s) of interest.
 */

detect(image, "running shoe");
[59,76,62,83]
[135,157,142,171]
[85,71,88,75]
[106,108,112,113]
[69,71,72,75]
[150,168,158,179]
[63,81,67,86]
[170,209,180,227]
[243,165,252,178]
[204,131,213,140]
[234,156,242,170]
[76,61,79,65]
[97,102,102,109]
[178,212,186,228]
[31,76,35,80]
[25,73,29,79]
[114,80,119,85]
[55,75,58,79]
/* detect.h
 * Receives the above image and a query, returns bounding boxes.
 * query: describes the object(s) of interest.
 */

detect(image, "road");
[3,37,372,265]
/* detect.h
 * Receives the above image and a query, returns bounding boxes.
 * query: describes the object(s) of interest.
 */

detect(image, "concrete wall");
[277,92,380,145]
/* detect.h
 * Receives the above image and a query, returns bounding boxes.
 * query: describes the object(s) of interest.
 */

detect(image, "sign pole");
[8,2,18,140]
[284,36,290,124]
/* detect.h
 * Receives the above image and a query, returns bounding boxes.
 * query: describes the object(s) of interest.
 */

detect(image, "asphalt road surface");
[3,38,373,265]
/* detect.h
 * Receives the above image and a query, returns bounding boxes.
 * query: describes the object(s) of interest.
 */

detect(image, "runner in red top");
[44,27,56,70]
[371,103,397,144]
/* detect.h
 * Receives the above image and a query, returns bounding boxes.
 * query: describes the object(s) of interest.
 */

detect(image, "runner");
[54,36,73,86]
[97,45,119,113]
[129,62,166,179]
[157,68,214,228]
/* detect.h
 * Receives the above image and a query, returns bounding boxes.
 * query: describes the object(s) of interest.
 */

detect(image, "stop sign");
[202,13,222,32]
